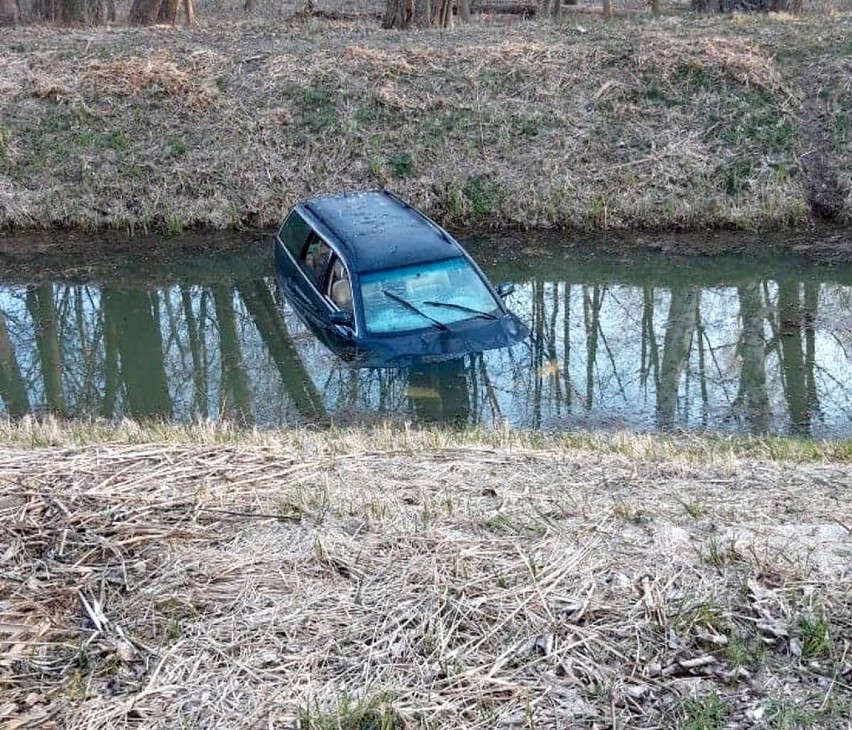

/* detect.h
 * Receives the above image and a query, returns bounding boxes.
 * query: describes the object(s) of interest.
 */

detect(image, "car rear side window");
[301,235,332,286]
[279,211,312,258]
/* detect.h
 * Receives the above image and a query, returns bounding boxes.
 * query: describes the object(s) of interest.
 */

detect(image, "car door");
[274,212,330,325]
[274,210,310,284]
[288,232,336,328]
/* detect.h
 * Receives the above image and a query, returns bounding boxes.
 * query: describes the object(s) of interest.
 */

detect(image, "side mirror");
[329,309,353,327]
[497,281,515,298]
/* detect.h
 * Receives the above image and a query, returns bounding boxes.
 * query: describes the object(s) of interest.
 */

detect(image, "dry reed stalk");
[1,423,850,728]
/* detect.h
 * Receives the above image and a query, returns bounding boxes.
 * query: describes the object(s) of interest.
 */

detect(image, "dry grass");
[1,420,851,728]
[0,11,851,233]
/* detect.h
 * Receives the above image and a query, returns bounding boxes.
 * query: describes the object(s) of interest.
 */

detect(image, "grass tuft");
[300,695,401,730]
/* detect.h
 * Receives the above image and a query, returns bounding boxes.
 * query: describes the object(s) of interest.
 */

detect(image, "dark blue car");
[273,190,528,366]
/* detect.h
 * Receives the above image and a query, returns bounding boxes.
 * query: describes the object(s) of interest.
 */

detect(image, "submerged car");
[273,191,528,366]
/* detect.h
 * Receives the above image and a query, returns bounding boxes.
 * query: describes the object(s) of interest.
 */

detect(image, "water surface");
[1,234,851,437]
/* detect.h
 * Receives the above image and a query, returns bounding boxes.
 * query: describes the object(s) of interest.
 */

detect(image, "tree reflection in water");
[0,252,850,437]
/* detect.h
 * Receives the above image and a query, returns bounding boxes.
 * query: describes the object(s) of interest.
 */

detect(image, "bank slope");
[0,14,850,232]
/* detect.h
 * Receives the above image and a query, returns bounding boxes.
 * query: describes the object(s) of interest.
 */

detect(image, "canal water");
[1,234,850,437]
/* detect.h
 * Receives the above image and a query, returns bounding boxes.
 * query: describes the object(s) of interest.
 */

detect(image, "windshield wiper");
[423,300,498,320]
[382,290,449,331]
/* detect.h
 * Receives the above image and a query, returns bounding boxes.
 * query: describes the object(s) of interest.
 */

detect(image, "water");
[1,234,851,437]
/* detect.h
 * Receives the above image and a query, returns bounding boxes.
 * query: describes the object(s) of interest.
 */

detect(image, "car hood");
[344,312,529,368]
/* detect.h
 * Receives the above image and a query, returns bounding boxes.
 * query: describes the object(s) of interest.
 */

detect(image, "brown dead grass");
[631,36,791,94]
[0,14,850,232]
[1,422,851,728]
[84,56,195,96]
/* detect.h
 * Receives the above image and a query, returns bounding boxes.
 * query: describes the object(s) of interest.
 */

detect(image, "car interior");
[327,258,353,314]
[303,237,331,285]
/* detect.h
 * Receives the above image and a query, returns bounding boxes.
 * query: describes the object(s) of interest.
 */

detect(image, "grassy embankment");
[2,419,851,728]
[0,12,851,234]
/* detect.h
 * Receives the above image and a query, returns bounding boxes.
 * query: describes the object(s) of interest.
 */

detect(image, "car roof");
[298,191,463,274]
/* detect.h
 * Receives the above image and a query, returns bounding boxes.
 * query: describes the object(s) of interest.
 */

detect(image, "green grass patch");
[355,95,400,127]
[679,695,727,730]
[463,175,506,218]
[718,89,798,155]
[724,630,766,670]
[12,108,77,178]
[159,213,185,237]
[721,158,754,197]
[167,135,188,158]
[283,83,341,134]
[674,62,716,92]
[765,695,852,730]
[75,128,128,151]
[299,694,400,730]
[420,106,502,149]
[799,612,832,661]
[386,150,413,179]
[479,65,525,92]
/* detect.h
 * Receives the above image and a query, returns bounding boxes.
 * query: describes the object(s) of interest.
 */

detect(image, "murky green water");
[1,234,851,437]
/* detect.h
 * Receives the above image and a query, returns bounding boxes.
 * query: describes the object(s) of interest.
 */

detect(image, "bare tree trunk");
[383,0,455,29]
[538,0,563,17]
[243,0,254,12]
[602,0,612,18]
[778,280,808,435]
[157,0,178,22]
[0,0,19,26]
[657,287,698,429]
[213,284,252,423]
[61,0,86,22]
[56,0,106,22]
[458,0,471,21]
[736,282,769,434]
[235,279,326,419]
[103,287,173,419]
[562,283,572,409]
[32,0,59,20]
[26,284,67,415]
[532,281,545,427]
[650,0,660,14]
[0,312,29,417]
[640,286,660,391]
[583,285,602,412]
[803,282,820,424]
[438,0,453,27]
[102,292,119,419]
[128,0,162,25]
[182,0,193,23]
[181,287,207,419]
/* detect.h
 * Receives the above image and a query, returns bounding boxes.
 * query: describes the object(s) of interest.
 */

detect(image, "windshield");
[360,257,501,334]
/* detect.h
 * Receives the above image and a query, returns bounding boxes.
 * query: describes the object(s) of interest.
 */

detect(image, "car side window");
[301,234,331,287]
[279,211,311,258]
[327,256,353,314]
